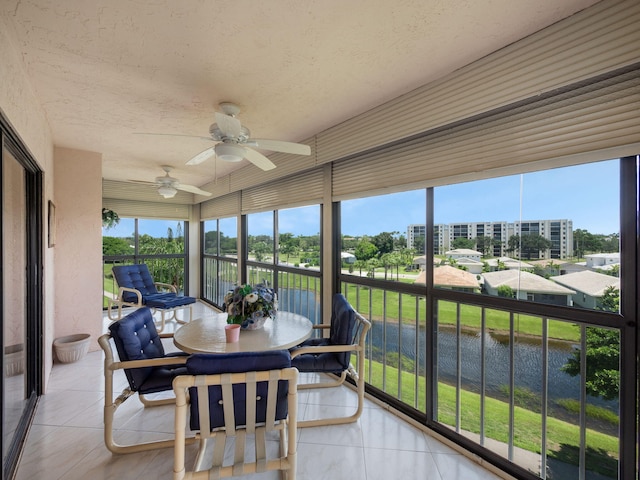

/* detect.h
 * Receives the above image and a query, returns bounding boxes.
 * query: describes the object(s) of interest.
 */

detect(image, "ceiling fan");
[127,165,212,199]
[183,102,311,171]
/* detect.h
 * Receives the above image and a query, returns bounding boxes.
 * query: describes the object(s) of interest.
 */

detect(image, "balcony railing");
[247,263,322,325]
[341,276,621,479]
[201,260,322,326]
[202,256,239,306]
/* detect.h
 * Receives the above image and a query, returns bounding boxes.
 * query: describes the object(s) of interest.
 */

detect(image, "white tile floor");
[15,303,507,480]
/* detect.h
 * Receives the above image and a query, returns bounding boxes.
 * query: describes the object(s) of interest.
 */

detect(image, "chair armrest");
[312,324,330,330]
[98,333,186,371]
[106,297,119,309]
[118,286,143,306]
[154,282,177,293]
[109,355,188,372]
[290,343,361,359]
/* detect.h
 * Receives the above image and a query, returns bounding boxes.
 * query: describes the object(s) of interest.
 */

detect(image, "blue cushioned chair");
[108,263,196,332]
[289,293,371,427]
[173,351,298,479]
[98,307,194,454]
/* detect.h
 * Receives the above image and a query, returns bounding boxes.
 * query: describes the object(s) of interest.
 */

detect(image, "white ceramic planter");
[53,334,91,363]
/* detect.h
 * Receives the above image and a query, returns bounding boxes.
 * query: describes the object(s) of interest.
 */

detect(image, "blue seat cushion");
[109,307,187,393]
[290,338,352,373]
[290,293,355,373]
[186,351,291,431]
[137,352,188,395]
[143,292,196,309]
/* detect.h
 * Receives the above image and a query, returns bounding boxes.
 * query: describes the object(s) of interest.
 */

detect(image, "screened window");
[102,218,190,305]
[246,206,322,324]
[203,217,237,257]
[202,217,238,307]
[278,205,320,267]
[433,159,620,311]
[138,219,186,255]
[340,190,425,281]
[247,211,274,264]
[338,157,630,479]
[219,217,237,257]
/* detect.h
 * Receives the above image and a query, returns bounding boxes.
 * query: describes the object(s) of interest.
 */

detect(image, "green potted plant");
[102,208,120,229]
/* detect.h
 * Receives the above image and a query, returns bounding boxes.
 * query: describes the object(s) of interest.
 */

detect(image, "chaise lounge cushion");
[108,307,187,394]
[111,263,196,309]
[143,292,195,309]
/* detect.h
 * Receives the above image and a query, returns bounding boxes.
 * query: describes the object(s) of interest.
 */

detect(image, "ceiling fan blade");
[249,139,311,156]
[175,184,212,196]
[244,148,276,171]
[186,146,216,165]
[215,111,242,138]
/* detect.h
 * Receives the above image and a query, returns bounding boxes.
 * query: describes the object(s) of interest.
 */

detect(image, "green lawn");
[102,264,116,308]
[344,286,580,342]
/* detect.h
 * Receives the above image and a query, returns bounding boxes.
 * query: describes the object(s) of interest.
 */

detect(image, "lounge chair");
[108,263,196,332]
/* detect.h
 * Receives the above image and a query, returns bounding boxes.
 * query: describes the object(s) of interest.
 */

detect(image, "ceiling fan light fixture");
[157,185,177,198]
[215,143,245,162]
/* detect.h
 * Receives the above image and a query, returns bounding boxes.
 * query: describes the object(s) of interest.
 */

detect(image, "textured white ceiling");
[1,0,600,193]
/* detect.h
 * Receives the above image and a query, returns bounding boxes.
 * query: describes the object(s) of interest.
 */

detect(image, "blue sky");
[342,159,620,237]
[104,159,620,238]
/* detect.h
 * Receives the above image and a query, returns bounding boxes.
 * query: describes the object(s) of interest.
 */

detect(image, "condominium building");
[407,224,427,254]
[408,219,573,259]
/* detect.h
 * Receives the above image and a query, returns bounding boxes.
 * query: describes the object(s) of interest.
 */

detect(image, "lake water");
[369,320,618,409]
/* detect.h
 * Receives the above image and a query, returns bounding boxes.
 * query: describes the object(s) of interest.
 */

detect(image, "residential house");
[482,270,576,306]
[585,253,620,268]
[551,270,620,310]
[445,248,483,262]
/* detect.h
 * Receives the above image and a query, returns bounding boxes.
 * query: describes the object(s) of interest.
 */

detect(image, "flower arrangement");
[224,283,277,330]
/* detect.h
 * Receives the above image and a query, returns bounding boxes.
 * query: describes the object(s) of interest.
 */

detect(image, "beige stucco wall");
[0,16,56,387]
[53,147,103,353]
[0,17,102,386]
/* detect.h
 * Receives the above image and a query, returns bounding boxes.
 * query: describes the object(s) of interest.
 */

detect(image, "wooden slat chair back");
[173,351,298,479]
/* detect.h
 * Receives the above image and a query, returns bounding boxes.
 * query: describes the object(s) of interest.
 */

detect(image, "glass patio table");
[173,311,313,354]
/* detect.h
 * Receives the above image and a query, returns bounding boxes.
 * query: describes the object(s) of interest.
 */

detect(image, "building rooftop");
[483,269,576,295]
[551,270,620,296]
[445,249,482,256]
[585,253,620,259]
[416,265,480,289]
[485,257,535,270]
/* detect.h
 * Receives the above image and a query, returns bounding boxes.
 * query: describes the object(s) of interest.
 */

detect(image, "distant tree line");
[103,223,186,288]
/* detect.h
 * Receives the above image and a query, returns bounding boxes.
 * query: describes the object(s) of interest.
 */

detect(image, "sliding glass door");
[1,128,43,480]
